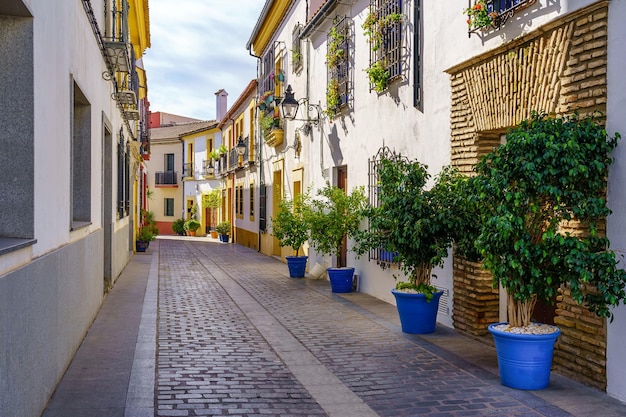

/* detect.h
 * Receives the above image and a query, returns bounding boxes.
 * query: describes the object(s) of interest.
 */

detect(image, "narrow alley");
[41,239,626,417]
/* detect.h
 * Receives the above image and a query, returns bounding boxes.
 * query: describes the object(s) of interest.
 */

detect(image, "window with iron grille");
[326,16,351,119]
[117,133,129,219]
[367,146,402,269]
[364,0,403,92]
[291,24,303,73]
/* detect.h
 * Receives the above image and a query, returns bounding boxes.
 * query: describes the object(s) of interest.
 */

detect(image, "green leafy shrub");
[271,193,311,256]
[473,112,625,327]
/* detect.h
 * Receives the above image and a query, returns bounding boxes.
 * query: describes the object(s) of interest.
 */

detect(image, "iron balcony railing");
[155,171,178,185]
[468,0,537,36]
[182,162,194,179]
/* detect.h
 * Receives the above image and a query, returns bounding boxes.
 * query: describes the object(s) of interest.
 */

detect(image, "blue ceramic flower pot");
[488,322,560,390]
[286,256,308,278]
[392,289,443,334]
[327,267,354,293]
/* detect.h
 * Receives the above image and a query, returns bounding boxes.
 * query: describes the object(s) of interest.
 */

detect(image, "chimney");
[215,89,228,121]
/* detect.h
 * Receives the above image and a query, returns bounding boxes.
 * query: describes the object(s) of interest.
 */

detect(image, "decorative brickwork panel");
[447,2,609,389]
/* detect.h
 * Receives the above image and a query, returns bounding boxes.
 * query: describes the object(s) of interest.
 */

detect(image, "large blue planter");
[327,267,354,293]
[392,289,443,334]
[286,256,308,278]
[488,322,560,390]
[136,241,148,252]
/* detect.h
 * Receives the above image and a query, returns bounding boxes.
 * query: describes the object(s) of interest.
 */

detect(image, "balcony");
[155,171,178,187]
[229,137,251,170]
[183,162,194,179]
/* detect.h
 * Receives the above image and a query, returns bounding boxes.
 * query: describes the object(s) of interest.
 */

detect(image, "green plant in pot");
[355,153,469,333]
[184,218,201,236]
[306,184,367,293]
[216,221,231,243]
[271,192,311,278]
[203,190,221,237]
[472,111,626,390]
[137,210,158,252]
[172,218,186,236]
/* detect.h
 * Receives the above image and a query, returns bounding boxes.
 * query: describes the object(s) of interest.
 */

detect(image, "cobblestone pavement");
[155,238,626,417]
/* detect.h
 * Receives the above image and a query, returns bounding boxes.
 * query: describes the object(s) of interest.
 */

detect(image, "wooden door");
[337,166,347,267]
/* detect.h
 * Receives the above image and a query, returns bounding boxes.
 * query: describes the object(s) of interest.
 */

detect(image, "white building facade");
[248,0,626,400]
[0,1,150,416]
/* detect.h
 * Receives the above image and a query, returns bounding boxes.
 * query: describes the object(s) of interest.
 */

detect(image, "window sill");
[0,238,37,256]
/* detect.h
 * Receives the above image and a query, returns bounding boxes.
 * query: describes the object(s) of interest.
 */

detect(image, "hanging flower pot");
[277,70,285,83]
[258,102,266,111]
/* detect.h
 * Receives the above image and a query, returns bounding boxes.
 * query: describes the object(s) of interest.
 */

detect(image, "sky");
[142,0,266,121]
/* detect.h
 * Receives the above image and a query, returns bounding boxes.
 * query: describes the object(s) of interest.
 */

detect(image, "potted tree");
[184,218,201,236]
[355,154,470,334]
[202,190,221,238]
[172,218,186,236]
[307,184,368,293]
[216,221,231,243]
[136,210,158,252]
[271,193,311,278]
[473,112,626,390]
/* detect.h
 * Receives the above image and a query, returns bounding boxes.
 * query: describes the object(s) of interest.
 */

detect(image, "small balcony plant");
[464,0,498,30]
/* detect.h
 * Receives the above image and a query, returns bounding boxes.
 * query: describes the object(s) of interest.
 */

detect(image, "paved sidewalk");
[41,237,626,417]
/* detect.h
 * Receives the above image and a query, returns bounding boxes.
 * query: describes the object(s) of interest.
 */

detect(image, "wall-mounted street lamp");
[205,160,215,176]
[281,84,322,126]
[235,136,247,156]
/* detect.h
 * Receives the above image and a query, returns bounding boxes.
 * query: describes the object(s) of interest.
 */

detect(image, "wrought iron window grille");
[367,146,406,269]
[365,0,403,92]
[326,16,351,118]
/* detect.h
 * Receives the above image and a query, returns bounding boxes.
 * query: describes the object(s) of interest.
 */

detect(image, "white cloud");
[143,0,265,120]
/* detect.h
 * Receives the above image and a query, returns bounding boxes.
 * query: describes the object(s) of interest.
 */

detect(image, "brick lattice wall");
[447,1,609,389]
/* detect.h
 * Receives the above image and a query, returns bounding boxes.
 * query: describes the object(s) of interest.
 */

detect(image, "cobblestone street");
[41,238,626,417]
[152,239,625,417]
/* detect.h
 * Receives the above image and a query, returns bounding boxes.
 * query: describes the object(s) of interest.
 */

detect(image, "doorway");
[337,166,347,267]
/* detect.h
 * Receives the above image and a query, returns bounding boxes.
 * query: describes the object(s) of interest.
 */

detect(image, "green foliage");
[137,225,156,242]
[138,209,158,242]
[172,218,186,235]
[202,190,221,209]
[473,111,625,326]
[326,26,346,68]
[271,193,311,256]
[218,144,228,155]
[325,79,341,119]
[216,221,231,235]
[464,0,497,30]
[355,157,469,292]
[365,61,390,93]
[362,11,402,52]
[184,218,201,232]
[209,149,221,160]
[307,185,368,259]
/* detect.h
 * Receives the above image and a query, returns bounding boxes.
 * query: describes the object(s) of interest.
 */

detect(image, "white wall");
[0,1,135,416]
[606,0,626,403]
